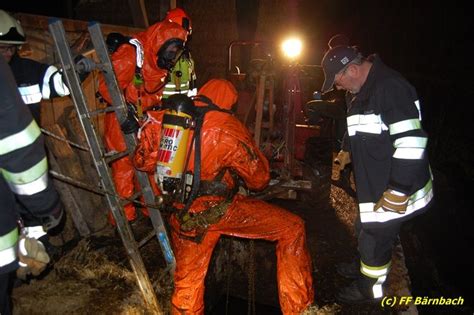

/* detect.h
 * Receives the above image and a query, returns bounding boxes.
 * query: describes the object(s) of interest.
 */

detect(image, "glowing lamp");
[281,37,302,60]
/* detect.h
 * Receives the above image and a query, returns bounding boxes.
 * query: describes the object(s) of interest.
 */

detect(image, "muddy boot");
[336,277,382,304]
[336,261,360,279]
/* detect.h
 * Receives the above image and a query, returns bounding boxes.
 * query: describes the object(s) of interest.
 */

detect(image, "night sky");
[2,1,79,18]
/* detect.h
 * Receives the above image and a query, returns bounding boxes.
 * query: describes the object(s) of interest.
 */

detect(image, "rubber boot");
[336,261,360,279]
[337,276,382,304]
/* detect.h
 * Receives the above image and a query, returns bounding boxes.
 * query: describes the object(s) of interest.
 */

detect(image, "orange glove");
[374,189,409,213]
[16,236,51,280]
[332,150,351,181]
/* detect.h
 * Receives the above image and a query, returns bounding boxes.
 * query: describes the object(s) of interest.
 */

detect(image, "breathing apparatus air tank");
[156,94,195,197]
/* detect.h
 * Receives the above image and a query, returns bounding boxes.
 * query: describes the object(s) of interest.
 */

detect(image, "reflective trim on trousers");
[360,260,390,278]
[361,260,390,299]
[360,179,433,223]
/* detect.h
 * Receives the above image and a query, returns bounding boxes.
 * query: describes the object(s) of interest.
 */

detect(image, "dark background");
[3,0,473,312]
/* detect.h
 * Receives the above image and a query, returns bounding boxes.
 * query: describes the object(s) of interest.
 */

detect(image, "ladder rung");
[121,191,143,206]
[87,106,118,117]
[138,230,156,248]
[104,150,130,163]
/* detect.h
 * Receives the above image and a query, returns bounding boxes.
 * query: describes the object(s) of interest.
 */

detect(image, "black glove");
[120,104,140,134]
[74,55,95,82]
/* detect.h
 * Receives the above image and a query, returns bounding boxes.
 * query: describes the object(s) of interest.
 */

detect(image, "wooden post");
[267,77,274,143]
[44,124,106,233]
[48,154,91,237]
[128,0,149,28]
[254,74,266,146]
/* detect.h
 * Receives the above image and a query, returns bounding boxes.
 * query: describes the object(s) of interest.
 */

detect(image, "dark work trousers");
[355,214,402,268]
[0,272,12,315]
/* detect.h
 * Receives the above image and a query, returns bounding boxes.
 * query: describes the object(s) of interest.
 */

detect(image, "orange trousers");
[170,195,314,314]
[104,113,150,223]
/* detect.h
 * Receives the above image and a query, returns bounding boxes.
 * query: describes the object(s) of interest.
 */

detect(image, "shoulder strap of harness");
[180,95,234,213]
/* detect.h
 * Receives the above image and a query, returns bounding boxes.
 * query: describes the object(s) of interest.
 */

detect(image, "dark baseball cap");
[321,45,359,93]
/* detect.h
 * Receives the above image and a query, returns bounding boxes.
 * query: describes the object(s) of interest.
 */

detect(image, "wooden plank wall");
[15,13,143,134]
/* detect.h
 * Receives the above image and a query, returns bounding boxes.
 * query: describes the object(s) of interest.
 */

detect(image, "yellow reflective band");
[6,171,49,195]
[162,89,190,95]
[360,260,391,278]
[0,120,41,155]
[408,178,433,205]
[165,83,190,88]
[389,118,421,135]
[360,178,433,223]
[2,157,48,184]
[0,227,18,251]
[393,136,427,148]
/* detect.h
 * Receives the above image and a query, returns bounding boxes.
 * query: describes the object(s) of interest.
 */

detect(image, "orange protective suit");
[98,21,187,223]
[134,79,314,314]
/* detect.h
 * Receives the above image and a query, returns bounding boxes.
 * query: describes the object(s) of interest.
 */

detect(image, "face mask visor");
[157,38,184,70]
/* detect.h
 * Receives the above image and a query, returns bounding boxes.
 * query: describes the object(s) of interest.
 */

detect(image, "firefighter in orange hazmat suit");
[98,20,187,224]
[133,79,315,314]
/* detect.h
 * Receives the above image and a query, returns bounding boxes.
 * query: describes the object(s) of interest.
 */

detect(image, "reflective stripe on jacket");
[162,54,197,98]
[9,55,70,122]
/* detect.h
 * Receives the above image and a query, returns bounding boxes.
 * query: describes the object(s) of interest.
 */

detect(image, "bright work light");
[281,37,302,60]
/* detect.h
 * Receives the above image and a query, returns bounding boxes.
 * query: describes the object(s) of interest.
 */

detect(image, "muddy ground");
[11,180,473,315]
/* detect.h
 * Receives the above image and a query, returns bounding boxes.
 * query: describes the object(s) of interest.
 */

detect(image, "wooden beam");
[45,125,91,236]
[128,0,150,28]
[49,155,91,237]
[254,74,265,147]
[16,13,144,35]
